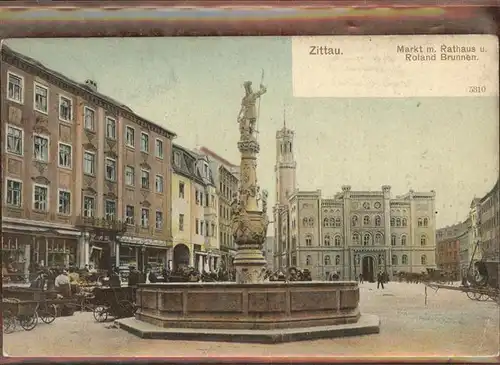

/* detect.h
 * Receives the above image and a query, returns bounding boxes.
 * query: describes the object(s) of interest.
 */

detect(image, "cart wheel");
[117,300,135,319]
[39,304,57,324]
[93,306,108,322]
[3,310,16,334]
[478,294,489,302]
[19,312,38,331]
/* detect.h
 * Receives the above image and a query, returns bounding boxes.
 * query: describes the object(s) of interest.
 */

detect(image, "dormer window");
[204,163,209,178]
[174,152,181,166]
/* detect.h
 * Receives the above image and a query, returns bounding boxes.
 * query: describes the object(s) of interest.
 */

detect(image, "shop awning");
[54,229,81,237]
[2,224,49,233]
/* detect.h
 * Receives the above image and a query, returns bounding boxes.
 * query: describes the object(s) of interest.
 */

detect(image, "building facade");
[263,236,274,271]
[478,179,500,260]
[273,124,437,281]
[1,45,175,281]
[436,221,468,276]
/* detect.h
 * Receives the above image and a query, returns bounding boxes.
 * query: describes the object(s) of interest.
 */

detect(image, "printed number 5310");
[468,86,487,94]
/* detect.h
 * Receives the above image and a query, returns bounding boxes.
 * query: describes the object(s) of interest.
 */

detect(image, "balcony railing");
[75,215,127,233]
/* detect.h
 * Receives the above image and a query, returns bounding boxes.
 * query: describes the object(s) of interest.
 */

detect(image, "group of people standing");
[358,270,389,289]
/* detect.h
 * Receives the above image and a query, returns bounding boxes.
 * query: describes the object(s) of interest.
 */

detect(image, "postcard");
[2,35,498,358]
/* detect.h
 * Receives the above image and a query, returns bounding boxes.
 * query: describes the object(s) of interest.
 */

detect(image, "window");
[418,218,423,227]
[390,217,395,226]
[363,202,370,209]
[6,125,23,155]
[33,135,49,161]
[391,234,396,246]
[363,233,371,246]
[324,234,331,246]
[306,255,312,265]
[421,255,427,265]
[125,205,135,225]
[155,139,164,159]
[33,184,48,211]
[334,235,341,246]
[34,83,48,113]
[363,215,370,225]
[59,95,73,122]
[125,166,135,186]
[423,218,429,227]
[6,179,22,207]
[323,217,329,227]
[106,117,116,139]
[420,235,427,246]
[83,151,96,175]
[352,233,360,245]
[351,215,358,226]
[324,255,331,266]
[156,211,163,229]
[58,190,71,215]
[83,196,95,217]
[401,235,407,246]
[173,152,181,166]
[141,170,150,189]
[179,182,185,198]
[195,191,200,205]
[195,219,200,234]
[58,143,72,169]
[396,218,401,227]
[335,217,341,227]
[329,217,335,227]
[402,255,408,265]
[155,175,164,193]
[84,107,95,131]
[392,255,398,265]
[105,158,117,182]
[141,132,149,153]
[179,214,184,231]
[141,208,149,228]
[105,200,116,220]
[7,72,23,103]
[335,255,341,265]
[308,217,314,227]
[305,235,312,246]
[375,233,383,245]
[125,126,135,147]
[402,218,408,227]
[375,215,381,226]
[200,220,204,235]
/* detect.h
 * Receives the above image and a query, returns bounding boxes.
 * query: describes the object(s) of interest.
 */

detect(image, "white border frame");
[155,174,164,193]
[6,71,24,104]
[105,157,117,182]
[125,165,135,187]
[83,150,96,176]
[125,125,135,148]
[5,177,23,207]
[32,182,50,212]
[83,106,96,131]
[58,94,74,123]
[57,188,72,215]
[141,207,150,228]
[33,133,50,162]
[58,142,73,170]
[155,138,164,159]
[82,195,96,217]
[105,116,117,140]
[5,123,24,157]
[140,131,150,153]
[33,82,49,114]
[141,168,150,189]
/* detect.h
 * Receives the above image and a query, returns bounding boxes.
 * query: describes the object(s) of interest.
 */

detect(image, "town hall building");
[272,123,437,281]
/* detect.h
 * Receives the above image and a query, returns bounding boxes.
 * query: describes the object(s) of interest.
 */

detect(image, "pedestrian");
[377,270,384,289]
[359,273,364,283]
[55,269,71,297]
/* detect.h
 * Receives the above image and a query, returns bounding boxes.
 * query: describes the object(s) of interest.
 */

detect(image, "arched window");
[308,217,314,226]
[324,255,331,266]
[334,235,341,246]
[402,254,408,265]
[418,218,423,227]
[323,218,329,227]
[363,233,371,246]
[324,234,331,246]
[305,235,312,246]
[396,218,401,227]
[306,255,312,265]
[329,217,335,227]
[423,218,429,227]
[375,233,383,245]
[363,215,370,225]
[335,217,341,227]
[391,234,396,246]
[335,255,341,265]
[402,218,408,227]
[302,218,308,227]
[390,217,395,226]
[352,233,360,245]
[392,255,398,265]
[420,235,427,246]
[375,215,381,226]
[401,235,407,246]
[351,215,358,226]
[421,255,427,265]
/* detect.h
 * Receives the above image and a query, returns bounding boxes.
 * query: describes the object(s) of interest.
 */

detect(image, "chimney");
[85,79,97,92]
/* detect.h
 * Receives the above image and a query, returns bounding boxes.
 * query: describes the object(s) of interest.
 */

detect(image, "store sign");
[120,236,167,247]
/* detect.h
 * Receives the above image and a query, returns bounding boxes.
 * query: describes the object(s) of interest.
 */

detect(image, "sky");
[5,37,498,229]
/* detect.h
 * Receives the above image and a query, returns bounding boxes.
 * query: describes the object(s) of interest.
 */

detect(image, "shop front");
[118,236,168,274]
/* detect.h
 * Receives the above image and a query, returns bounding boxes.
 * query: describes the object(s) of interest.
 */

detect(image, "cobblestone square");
[4,282,499,358]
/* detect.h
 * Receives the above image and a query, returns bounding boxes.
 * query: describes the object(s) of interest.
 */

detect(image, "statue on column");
[237,81,267,137]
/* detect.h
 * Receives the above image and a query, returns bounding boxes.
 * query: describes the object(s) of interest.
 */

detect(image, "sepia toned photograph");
[1,36,499,358]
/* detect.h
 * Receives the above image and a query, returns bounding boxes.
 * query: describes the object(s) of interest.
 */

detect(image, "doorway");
[362,256,375,282]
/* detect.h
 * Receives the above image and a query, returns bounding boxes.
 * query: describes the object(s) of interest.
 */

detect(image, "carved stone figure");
[261,189,269,213]
[237,81,267,135]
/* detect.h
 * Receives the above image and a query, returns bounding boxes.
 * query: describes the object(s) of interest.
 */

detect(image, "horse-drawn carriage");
[92,286,137,322]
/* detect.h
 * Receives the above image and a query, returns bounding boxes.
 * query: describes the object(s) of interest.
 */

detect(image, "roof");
[1,44,177,139]
[172,143,214,186]
[480,178,499,204]
[197,146,238,168]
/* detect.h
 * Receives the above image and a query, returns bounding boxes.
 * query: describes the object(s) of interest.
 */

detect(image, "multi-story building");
[170,144,217,272]
[263,236,274,271]
[1,45,175,280]
[478,179,500,259]
[195,146,239,269]
[273,123,437,281]
[436,221,468,275]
